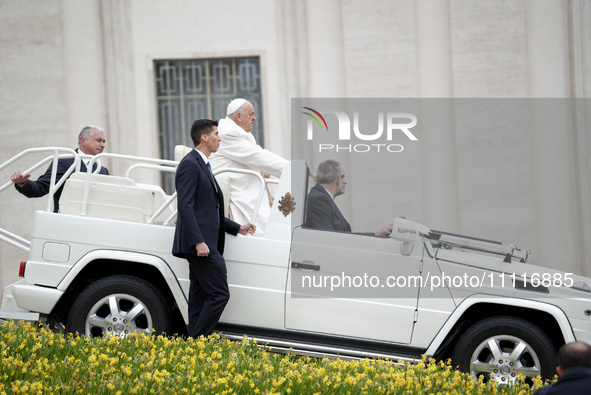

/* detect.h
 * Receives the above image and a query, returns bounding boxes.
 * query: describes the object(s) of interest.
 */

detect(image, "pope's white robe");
[209,117,288,236]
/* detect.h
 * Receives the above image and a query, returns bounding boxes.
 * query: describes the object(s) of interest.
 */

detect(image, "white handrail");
[148,192,178,225]
[0,228,31,252]
[124,163,178,178]
[0,147,80,252]
[0,148,79,198]
[81,153,179,218]
[213,168,266,225]
[1,148,275,254]
[125,162,180,225]
[163,206,178,227]
[159,169,269,227]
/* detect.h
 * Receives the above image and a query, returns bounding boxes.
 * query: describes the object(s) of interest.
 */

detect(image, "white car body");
[1,148,590,384]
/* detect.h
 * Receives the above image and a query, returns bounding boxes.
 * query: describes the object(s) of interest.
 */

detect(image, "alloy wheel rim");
[469,334,541,385]
[84,293,153,338]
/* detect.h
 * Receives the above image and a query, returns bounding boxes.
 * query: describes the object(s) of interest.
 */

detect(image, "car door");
[286,226,423,344]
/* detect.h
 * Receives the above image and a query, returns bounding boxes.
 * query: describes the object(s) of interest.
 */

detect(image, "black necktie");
[90,160,101,173]
[206,162,220,227]
[206,162,218,192]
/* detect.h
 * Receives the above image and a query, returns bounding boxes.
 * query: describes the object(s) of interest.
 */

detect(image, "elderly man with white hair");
[209,99,287,237]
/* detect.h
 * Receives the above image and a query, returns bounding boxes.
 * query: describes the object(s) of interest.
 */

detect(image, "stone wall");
[1,0,590,294]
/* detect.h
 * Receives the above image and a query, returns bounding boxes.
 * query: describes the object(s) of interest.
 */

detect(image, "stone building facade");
[1,0,590,289]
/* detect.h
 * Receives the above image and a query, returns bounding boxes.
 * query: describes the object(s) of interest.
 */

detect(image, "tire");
[67,275,173,337]
[452,316,556,385]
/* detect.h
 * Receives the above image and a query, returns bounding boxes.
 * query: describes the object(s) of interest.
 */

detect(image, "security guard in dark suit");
[172,119,255,338]
[11,126,109,212]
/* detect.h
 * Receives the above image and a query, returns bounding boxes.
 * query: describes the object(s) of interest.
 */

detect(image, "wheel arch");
[427,297,574,360]
[50,250,188,333]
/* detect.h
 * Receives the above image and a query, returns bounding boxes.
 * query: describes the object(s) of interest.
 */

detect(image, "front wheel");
[452,316,556,385]
[67,275,173,337]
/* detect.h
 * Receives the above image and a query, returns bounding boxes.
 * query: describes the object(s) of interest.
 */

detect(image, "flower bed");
[0,320,550,394]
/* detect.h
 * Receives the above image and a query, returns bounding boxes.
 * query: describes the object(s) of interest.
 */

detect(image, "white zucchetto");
[226,98,247,116]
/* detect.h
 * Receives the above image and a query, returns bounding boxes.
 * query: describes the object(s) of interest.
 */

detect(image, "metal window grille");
[154,57,263,192]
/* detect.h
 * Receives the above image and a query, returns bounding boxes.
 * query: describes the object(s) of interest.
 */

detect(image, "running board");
[215,323,425,363]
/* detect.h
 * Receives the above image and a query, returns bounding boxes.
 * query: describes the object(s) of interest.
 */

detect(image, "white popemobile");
[1,147,591,386]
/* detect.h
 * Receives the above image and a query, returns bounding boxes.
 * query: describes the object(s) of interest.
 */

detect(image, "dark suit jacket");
[533,367,591,395]
[15,150,109,213]
[304,184,351,232]
[172,149,240,257]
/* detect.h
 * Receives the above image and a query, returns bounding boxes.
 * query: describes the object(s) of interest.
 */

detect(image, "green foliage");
[0,320,551,394]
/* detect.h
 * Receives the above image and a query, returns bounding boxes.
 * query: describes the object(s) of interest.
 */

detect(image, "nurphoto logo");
[302,107,418,153]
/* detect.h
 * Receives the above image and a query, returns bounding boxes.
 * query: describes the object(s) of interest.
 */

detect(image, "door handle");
[291,261,321,271]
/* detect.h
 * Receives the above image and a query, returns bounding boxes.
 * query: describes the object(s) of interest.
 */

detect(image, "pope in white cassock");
[209,99,288,236]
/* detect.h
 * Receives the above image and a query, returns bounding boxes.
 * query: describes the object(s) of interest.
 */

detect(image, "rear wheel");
[67,275,173,337]
[452,316,556,385]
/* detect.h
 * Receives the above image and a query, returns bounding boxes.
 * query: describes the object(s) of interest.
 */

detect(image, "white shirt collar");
[195,148,209,164]
[320,185,335,201]
[76,148,93,168]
